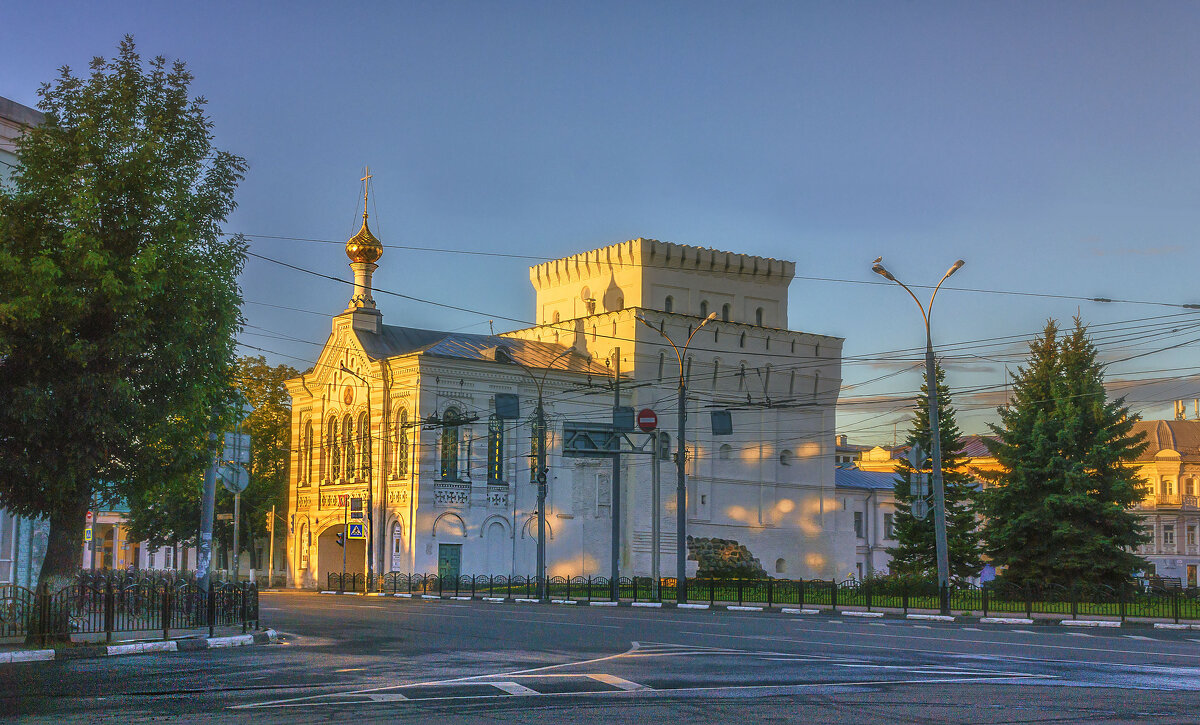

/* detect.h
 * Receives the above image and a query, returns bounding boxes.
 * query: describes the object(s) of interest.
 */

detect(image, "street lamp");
[340,364,375,593]
[502,345,580,600]
[637,310,718,604]
[871,258,963,610]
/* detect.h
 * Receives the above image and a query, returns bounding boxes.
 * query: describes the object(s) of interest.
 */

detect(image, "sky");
[4,2,1200,445]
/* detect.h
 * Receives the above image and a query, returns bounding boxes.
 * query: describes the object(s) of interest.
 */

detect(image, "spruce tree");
[891,363,983,583]
[979,319,1149,587]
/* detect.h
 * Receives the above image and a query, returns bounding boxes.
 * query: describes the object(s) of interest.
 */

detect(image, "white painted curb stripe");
[515,598,541,603]
[1154,622,1190,630]
[631,602,663,608]
[781,608,819,615]
[107,641,178,656]
[2,650,55,663]
[980,617,1033,624]
[207,634,255,648]
[420,595,441,600]
[366,592,388,597]
[1060,619,1120,628]
[727,605,763,612]
[394,593,413,598]
[451,596,472,601]
[589,601,618,606]
[841,611,884,618]
[907,614,955,622]
[551,599,578,605]
[678,603,710,610]
[483,597,505,603]
[319,590,337,595]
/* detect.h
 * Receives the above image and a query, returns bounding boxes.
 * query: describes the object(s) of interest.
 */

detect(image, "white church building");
[285,205,849,588]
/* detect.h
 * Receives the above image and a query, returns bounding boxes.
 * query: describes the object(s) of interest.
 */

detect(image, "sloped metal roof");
[835,468,896,490]
[354,324,612,375]
[1130,419,1200,461]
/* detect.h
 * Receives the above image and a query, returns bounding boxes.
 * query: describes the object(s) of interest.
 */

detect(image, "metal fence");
[325,572,1200,623]
[0,574,259,646]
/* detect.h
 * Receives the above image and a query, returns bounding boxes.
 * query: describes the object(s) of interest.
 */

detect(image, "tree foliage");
[978,319,1149,587]
[890,363,983,583]
[0,37,246,588]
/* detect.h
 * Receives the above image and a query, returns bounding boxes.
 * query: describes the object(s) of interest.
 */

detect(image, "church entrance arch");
[317,524,364,587]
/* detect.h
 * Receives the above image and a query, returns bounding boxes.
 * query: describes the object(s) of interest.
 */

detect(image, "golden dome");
[346,215,383,264]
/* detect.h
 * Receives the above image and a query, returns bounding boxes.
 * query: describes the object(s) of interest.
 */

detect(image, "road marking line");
[334,668,365,672]
[1065,632,1094,637]
[912,625,932,629]
[492,681,541,696]
[366,693,410,702]
[588,673,652,691]
[963,627,982,631]
[1124,635,1155,641]
[869,623,886,627]
[1010,629,1036,634]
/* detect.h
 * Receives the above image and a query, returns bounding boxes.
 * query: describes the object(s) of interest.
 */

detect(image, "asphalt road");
[4,591,1200,723]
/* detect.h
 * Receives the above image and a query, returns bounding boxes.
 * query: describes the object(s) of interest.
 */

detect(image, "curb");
[1153,622,1200,630]
[678,603,710,610]
[0,629,277,665]
[1060,619,1121,628]
[980,617,1034,624]
[631,602,662,608]
[727,605,763,612]
[551,599,578,605]
[907,614,955,622]
[781,608,819,615]
[589,601,618,607]
[841,611,885,618]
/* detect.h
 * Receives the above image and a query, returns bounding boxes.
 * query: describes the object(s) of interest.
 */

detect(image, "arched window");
[712,359,720,388]
[738,363,746,391]
[1162,477,1175,496]
[765,336,770,350]
[553,311,561,324]
[763,364,772,392]
[789,370,796,396]
[440,408,461,480]
[719,443,733,460]
[343,415,356,479]
[721,303,731,322]
[390,521,404,569]
[700,300,709,318]
[664,295,673,313]
[657,432,671,460]
[591,325,597,342]
[739,332,746,348]
[791,340,795,354]
[756,307,764,326]
[1187,478,1196,496]
[327,416,340,480]
[658,352,666,383]
[299,523,310,569]
[358,411,370,478]
[393,408,409,478]
[487,414,504,482]
[302,420,313,485]
[714,328,719,343]
[775,558,786,574]
[780,450,794,466]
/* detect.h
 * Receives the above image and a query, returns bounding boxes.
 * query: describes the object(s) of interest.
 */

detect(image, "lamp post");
[340,364,374,593]
[504,346,579,600]
[637,311,718,603]
[871,258,964,611]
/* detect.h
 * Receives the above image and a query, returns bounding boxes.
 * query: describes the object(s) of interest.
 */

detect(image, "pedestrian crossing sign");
[347,522,366,540]
[84,528,93,542]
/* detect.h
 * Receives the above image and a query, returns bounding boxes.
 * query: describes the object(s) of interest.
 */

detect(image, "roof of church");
[354,324,613,375]
[834,468,895,490]
[1129,419,1200,461]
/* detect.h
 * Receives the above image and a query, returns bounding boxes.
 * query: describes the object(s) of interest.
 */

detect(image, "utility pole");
[267,504,276,589]
[197,433,218,591]
[232,489,241,582]
[535,383,548,600]
[610,348,621,601]
[651,429,661,600]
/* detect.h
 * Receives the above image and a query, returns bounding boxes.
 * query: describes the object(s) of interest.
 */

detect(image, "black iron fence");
[326,572,1200,623]
[0,574,259,646]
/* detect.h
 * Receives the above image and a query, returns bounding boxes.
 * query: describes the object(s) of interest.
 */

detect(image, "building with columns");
[285,203,846,588]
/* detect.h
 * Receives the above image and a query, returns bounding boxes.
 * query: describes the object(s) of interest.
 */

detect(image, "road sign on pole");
[347,522,366,540]
[84,528,92,542]
[637,408,658,432]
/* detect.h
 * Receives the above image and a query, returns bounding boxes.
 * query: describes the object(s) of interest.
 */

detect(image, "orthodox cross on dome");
[345,166,384,311]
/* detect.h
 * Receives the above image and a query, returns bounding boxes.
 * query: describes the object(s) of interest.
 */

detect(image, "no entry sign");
[637,408,658,432]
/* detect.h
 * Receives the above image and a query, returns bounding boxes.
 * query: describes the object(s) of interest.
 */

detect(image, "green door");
[438,544,462,582]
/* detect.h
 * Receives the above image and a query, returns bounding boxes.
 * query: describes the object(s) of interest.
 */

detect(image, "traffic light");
[335,532,345,548]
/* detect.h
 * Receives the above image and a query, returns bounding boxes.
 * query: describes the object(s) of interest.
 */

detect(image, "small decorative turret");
[346,167,382,311]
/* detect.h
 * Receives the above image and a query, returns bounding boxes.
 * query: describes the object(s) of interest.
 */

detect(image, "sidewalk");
[0,627,277,664]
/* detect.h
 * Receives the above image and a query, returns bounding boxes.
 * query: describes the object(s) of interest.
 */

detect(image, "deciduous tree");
[0,37,245,592]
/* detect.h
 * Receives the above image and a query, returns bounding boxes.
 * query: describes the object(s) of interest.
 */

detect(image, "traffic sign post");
[347,522,366,540]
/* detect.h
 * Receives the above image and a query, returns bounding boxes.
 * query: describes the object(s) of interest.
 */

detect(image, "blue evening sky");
[4,2,1200,444]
